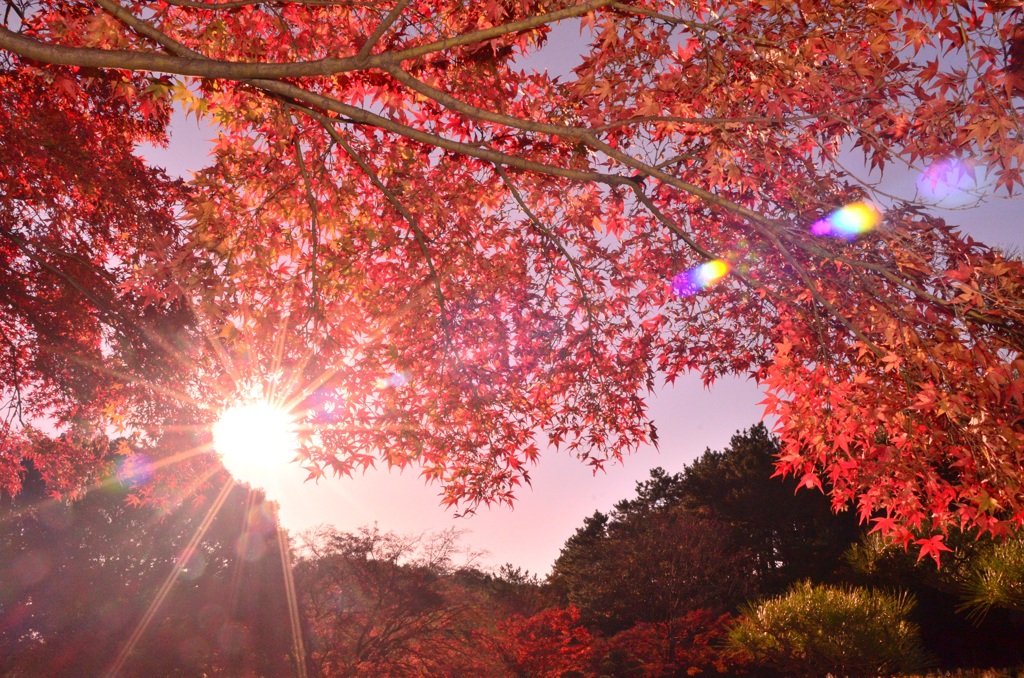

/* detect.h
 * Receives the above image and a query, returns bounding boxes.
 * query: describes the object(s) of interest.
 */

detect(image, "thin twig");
[291,123,322,322]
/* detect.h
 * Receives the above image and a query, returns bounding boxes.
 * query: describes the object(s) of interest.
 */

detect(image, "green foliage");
[728,581,929,678]
[678,424,861,593]
[959,536,1024,621]
[483,563,548,618]
[550,425,862,634]
[549,502,754,634]
[846,529,1024,621]
[845,531,974,592]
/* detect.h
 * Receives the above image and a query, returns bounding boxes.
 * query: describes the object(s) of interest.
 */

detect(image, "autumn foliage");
[600,611,745,678]
[499,606,745,677]
[2,0,1024,553]
[0,56,192,496]
[500,606,599,677]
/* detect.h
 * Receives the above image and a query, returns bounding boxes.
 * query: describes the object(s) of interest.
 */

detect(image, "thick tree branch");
[95,0,204,58]
[383,64,798,239]
[246,76,634,185]
[160,0,379,8]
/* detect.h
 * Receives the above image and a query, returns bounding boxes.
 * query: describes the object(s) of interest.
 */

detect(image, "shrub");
[727,580,928,677]
[500,606,598,677]
[959,537,1024,621]
[599,609,747,677]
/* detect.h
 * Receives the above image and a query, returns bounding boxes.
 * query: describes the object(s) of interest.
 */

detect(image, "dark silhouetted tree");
[551,425,864,634]
[550,497,753,634]
[677,423,861,593]
[0,451,296,676]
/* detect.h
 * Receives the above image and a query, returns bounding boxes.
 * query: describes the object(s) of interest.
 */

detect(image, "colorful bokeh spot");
[672,259,731,297]
[115,454,153,487]
[810,201,882,239]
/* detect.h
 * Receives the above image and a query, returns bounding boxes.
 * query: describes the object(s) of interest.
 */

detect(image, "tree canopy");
[549,425,861,632]
[2,0,1023,548]
[675,424,861,592]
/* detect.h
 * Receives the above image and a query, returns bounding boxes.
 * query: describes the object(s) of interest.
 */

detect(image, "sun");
[212,400,299,491]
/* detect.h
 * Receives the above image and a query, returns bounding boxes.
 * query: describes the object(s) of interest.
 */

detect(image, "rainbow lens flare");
[672,259,731,297]
[810,201,882,239]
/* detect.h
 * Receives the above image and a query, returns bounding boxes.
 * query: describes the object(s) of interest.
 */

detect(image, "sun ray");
[53,349,207,412]
[183,292,244,389]
[281,368,339,415]
[0,440,214,530]
[226,487,260,617]
[276,507,309,678]
[138,461,222,532]
[267,300,292,405]
[105,476,236,678]
[143,441,214,472]
[278,283,436,417]
[131,422,209,434]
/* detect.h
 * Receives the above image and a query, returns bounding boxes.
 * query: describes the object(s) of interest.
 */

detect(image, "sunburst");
[212,399,300,495]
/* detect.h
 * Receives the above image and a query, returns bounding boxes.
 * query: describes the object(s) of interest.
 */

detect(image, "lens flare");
[672,259,731,297]
[810,201,882,239]
[116,454,153,487]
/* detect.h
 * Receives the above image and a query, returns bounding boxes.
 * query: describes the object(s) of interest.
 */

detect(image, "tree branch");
[357,0,411,58]
[302,108,451,325]
[1,0,613,76]
[291,127,322,322]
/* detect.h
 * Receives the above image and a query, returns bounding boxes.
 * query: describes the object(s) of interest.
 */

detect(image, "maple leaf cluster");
[1,0,1023,551]
[0,53,206,497]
